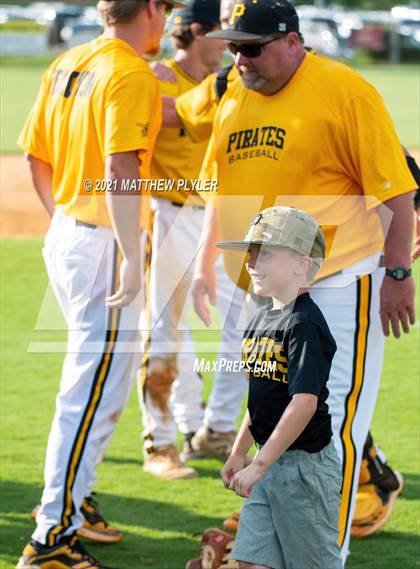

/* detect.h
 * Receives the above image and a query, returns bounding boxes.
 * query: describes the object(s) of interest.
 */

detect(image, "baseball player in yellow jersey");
[16,1,180,567]
[190,0,416,565]
[137,0,253,480]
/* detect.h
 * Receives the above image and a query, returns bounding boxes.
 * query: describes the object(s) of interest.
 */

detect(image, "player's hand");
[229,462,265,498]
[221,454,247,489]
[192,265,217,327]
[380,275,415,338]
[411,209,420,263]
[105,256,141,309]
[151,62,178,83]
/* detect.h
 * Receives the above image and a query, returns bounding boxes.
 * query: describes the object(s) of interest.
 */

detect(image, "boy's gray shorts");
[232,441,343,569]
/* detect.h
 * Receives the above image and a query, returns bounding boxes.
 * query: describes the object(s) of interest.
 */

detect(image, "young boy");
[218,206,343,569]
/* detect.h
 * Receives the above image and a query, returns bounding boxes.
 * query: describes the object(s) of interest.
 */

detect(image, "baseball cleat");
[351,433,404,537]
[30,494,123,544]
[78,495,122,544]
[143,444,198,480]
[16,535,118,569]
[180,432,207,462]
[351,471,404,538]
[191,427,237,462]
[222,509,241,534]
[185,528,238,569]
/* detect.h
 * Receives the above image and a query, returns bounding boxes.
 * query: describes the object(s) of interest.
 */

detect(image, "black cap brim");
[206,29,268,41]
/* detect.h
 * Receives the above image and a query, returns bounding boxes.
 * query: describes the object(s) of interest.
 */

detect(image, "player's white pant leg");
[33,212,141,546]
[171,330,205,435]
[311,255,385,565]
[139,199,203,450]
[203,258,248,432]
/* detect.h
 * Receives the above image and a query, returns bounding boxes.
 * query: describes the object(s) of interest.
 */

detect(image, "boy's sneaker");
[191,427,237,462]
[351,433,404,537]
[30,494,122,544]
[143,444,197,480]
[16,535,117,568]
[185,528,238,569]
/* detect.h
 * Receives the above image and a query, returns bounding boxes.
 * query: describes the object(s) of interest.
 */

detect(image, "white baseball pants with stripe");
[33,211,144,546]
[311,254,385,564]
[139,198,250,451]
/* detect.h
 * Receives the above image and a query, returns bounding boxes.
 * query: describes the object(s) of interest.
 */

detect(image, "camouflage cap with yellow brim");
[216,206,325,266]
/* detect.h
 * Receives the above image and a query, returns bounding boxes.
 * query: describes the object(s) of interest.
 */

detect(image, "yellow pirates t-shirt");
[18,36,162,228]
[201,52,416,283]
[175,65,238,143]
[150,59,215,206]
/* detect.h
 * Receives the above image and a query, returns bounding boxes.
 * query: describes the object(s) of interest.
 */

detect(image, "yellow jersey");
[150,59,213,206]
[201,52,416,284]
[175,64,238,143]
[18,36,161,228]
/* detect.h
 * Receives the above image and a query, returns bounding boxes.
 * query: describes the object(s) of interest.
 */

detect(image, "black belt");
[171,201,205,210]
[76,220,97,229]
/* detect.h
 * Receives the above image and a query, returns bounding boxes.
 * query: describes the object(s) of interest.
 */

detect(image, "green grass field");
[1,240,419,568]
[0,57,419,152]
[1,54,420,568]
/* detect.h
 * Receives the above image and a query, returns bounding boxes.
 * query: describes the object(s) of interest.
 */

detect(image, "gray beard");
[240,72,267,92]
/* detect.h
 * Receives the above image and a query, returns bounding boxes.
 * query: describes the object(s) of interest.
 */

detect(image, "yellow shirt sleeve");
[336,91,416,205]
[105,71,160,156]
[175,72,218,143]
[17,71,50,163]
[198,132,219,204]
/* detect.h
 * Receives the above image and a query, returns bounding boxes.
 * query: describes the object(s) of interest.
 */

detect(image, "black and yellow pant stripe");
[46,242,122,546]
[338,274,372,547]
[139,210,154,402]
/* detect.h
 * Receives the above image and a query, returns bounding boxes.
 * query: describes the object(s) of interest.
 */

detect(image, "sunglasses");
[156,0,173,17]
[226,36,282,58]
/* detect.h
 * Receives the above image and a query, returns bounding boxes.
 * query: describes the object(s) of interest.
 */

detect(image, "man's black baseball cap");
[207,0,299,41]
[171,0,221,26]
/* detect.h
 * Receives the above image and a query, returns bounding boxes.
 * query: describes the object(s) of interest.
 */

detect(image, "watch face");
[396,269,404,280]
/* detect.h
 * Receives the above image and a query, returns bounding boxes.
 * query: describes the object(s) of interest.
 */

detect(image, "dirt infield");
[1,152,419,238]
[1,155,50,237]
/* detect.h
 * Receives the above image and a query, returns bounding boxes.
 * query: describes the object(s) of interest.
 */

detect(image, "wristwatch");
[385,267,412,281]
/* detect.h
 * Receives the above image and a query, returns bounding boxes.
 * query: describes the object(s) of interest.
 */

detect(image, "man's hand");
[192,264,217,327]
[106,255,142,309]
[221,454,247,489]
[151,62,178,83]
[229,462,266,498]
[380,276,415,338]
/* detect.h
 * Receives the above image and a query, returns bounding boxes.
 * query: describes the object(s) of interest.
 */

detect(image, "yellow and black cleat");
[16,535,118,569]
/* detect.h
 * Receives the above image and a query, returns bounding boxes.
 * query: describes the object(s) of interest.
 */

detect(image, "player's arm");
[222,410,254,489]
[381,192,415,337]
[25,153,54,217]
[192,202,220,326]
[104,70,160,309]
[162,95,183,128]
[105,151,142,309]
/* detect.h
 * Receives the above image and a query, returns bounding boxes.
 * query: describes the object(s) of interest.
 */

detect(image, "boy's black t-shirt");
[243,293,337,452]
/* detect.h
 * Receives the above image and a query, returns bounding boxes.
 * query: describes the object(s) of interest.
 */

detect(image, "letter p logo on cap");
[229,2,246,25]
